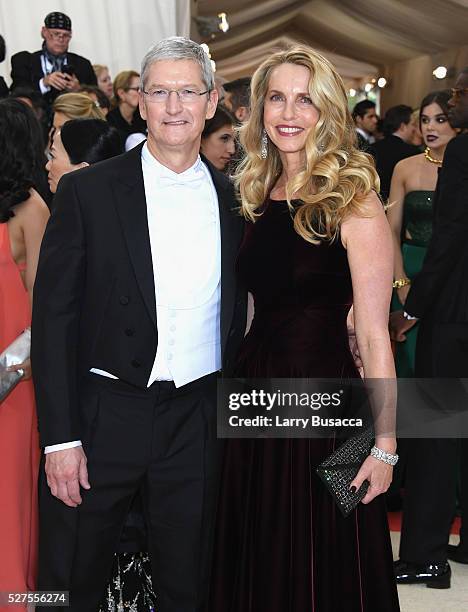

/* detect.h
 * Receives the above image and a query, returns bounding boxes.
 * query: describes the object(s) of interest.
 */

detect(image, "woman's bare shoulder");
[341,191,386,246]
[394,152,424,175]
[14,189,49,223]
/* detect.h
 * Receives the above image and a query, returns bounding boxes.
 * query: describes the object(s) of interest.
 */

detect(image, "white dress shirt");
[39,54,70,94]
[45,143,222,453]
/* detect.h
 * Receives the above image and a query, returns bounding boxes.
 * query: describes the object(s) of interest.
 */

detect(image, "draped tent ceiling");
[194,0,468,109]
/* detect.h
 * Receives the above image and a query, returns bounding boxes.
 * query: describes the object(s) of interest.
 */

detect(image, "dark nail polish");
[350,486,357,493]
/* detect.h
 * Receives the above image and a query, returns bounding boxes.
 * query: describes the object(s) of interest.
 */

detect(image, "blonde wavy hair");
[237,45,380,243]
[93,64,108,79]
[53,92,105,121]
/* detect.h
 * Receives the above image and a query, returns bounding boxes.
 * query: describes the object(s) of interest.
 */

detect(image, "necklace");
[424,146,442,165]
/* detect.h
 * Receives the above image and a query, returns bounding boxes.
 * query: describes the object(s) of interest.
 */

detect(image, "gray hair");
[140,36,214,91]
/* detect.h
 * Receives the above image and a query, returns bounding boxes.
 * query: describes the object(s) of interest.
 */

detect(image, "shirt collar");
[356,127,370,141]
[141,142,204,185]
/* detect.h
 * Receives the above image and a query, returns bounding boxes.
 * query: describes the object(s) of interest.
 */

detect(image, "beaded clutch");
[316,427,374,517]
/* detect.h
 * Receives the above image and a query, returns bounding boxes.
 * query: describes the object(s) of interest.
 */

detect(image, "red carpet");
[388,511,461,535]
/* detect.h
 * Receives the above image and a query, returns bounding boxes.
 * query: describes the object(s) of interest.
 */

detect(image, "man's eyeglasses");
[451,87,468,98]
[142,88,210,103]
[47,30,72,41]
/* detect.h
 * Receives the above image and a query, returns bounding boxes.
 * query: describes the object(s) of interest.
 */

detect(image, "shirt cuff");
[39,77,51,94]
[403,311,418,321]
[44,440,82,454]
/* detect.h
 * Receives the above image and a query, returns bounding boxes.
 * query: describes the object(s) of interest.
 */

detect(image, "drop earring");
[261,129,268,159]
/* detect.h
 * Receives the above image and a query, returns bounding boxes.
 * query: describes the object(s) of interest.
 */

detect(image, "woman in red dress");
[0,99,49,605]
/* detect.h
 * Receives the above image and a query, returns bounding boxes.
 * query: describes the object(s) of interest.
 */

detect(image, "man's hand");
[6,357,32,380]
[389,310,417,342]
[63,73,80,92]
[44,71,70,91]
[348,327,363,374]
[347,306,363,375]
[45,446,90,507]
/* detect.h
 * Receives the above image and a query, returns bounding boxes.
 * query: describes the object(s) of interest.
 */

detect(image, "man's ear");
[398,122,407,134]
[138,91,147,121]
[40,26,47,41]
[236,106,249,123]
[206,88,219,120]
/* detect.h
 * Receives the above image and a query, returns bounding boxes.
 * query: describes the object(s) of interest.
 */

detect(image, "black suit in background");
[370,134,420,201]
[0,76,8,98]
[10,49,96,109]
[399,133,468,564]
[31,143,247,611]
[106,105,147,148]
[355,129,372,151]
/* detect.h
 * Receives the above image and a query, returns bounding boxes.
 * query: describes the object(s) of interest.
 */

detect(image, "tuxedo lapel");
[112,143,156,326]
[432,167,443,222]
[32,51,44,82]
[204,159,242,357]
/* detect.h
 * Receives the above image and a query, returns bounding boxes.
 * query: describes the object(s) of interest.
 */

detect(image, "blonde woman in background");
[49,92,105,147]
[409,108,424,147]
[93,64,113,99]
[106,70,146,146]
[209,45,400,612]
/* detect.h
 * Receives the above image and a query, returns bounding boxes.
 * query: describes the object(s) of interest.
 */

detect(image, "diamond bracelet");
[370,446,399,466]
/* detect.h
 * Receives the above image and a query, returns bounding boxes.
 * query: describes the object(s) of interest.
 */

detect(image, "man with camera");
[10,12,96,113]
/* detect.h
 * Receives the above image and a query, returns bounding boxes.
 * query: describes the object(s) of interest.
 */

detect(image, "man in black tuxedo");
[390,68,468,587]
[0,34,8,98]
[369,104,419,201]
[10,12,96,113]
[223,76,251,123]
[352,99,378,150]
[32,37,247,612]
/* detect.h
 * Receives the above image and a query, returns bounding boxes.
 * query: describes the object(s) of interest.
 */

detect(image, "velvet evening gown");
[209,199,400,612]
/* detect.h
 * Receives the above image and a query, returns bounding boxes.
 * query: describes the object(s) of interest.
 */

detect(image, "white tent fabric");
[195,0,468,110]
[0,0,190,86]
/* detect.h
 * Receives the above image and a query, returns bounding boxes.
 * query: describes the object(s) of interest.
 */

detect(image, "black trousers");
[37,372,222,612]
[459,437,468,548]
[399,320,468,563]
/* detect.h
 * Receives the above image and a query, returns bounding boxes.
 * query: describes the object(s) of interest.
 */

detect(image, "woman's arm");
[6,191,49,380]
[341,191,397,503]
[387,160,410,304]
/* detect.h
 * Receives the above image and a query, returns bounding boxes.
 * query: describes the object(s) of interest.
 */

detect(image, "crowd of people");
[351,79,468,589]
[0,9,467,612]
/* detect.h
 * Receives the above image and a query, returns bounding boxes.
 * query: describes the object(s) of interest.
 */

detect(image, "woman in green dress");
[387,90,456,376]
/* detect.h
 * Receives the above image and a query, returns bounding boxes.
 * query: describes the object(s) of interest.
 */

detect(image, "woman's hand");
[6,357,32,380]
[349,455,393,505]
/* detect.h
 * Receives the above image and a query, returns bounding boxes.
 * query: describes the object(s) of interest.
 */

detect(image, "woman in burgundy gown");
[209,46,400,611]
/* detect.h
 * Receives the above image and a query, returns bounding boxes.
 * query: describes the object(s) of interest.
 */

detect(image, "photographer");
[10,12,96,114]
